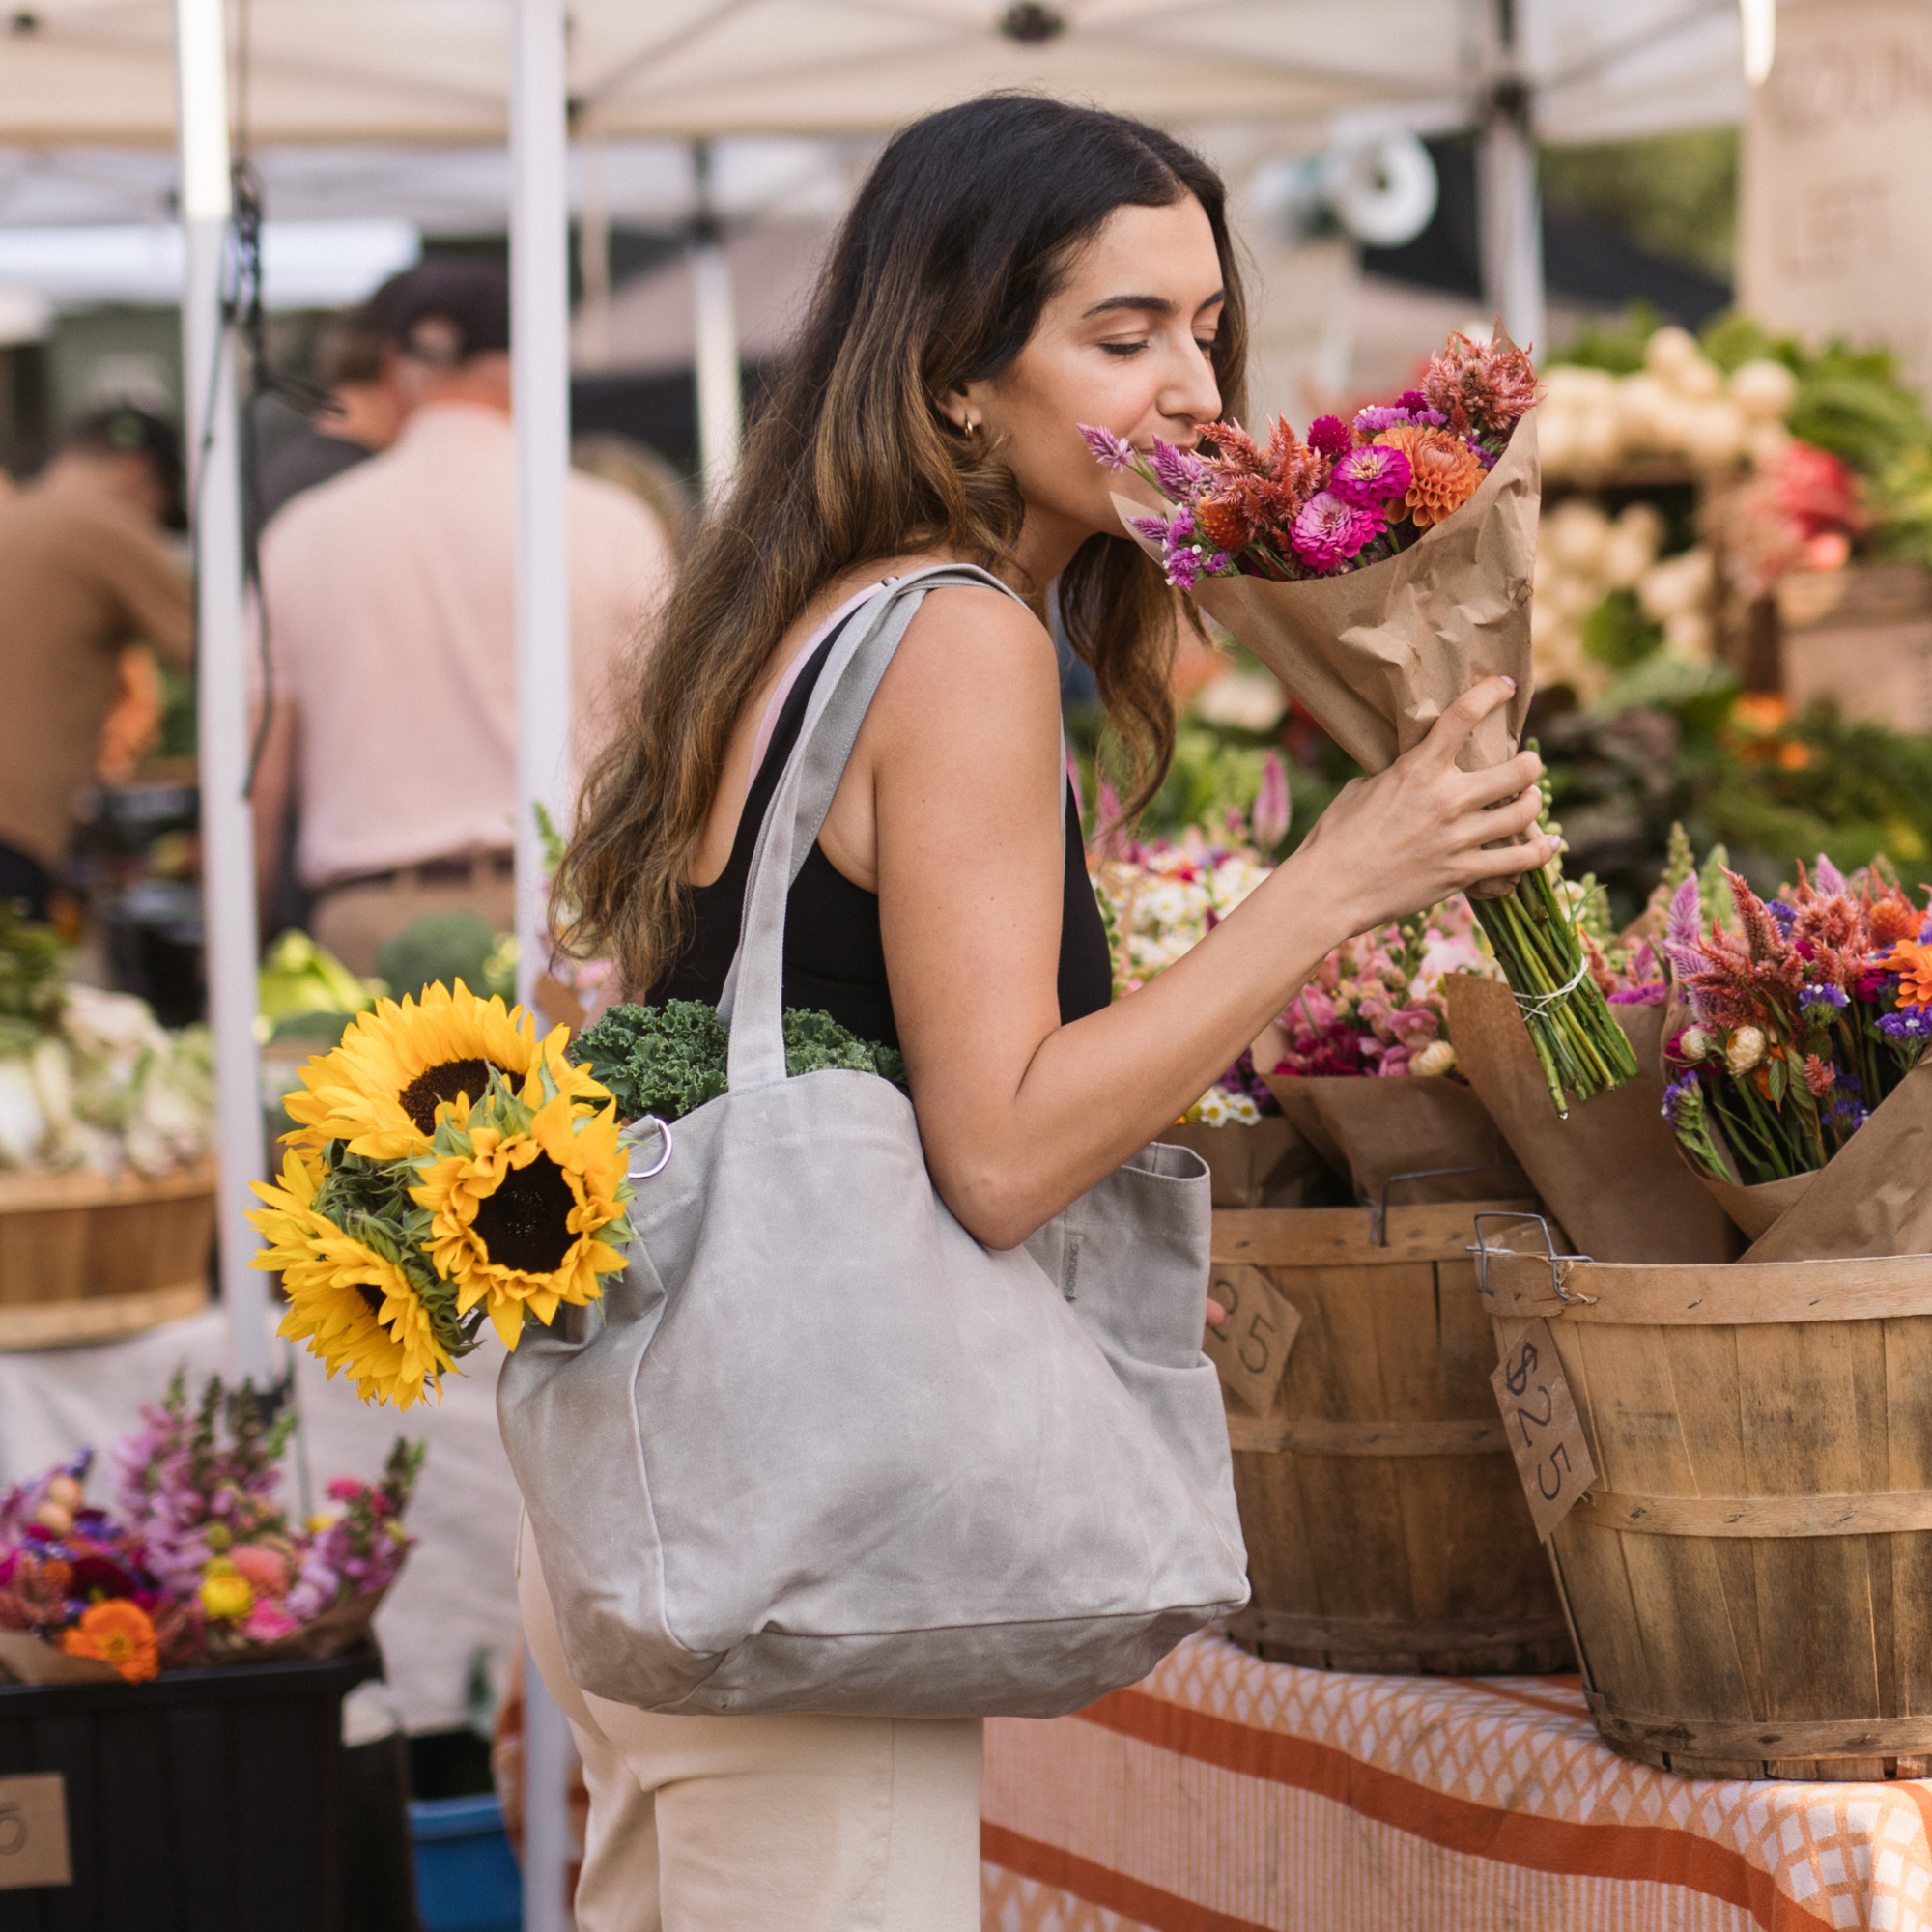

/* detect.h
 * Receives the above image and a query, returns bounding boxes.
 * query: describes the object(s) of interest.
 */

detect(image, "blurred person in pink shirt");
[249,260,673,976]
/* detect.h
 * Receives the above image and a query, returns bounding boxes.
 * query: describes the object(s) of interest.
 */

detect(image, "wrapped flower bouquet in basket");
[1082,328,1636,1116]
[1477,853,1932,1779]
[0,1369,419,1685]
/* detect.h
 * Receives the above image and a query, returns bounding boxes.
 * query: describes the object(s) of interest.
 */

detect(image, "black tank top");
[648,612,1114,1049]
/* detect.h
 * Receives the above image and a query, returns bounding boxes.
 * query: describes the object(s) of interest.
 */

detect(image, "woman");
[535,95,1553,1930]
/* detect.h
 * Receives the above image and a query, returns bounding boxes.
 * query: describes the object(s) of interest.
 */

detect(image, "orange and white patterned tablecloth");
[980,1634,1932,1932]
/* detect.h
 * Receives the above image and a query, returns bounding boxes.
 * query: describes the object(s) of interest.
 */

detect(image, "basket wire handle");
[1469,1209,1594,1303]
[1372,1163,1534,1247]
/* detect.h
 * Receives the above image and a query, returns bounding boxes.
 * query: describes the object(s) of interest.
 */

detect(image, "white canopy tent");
[11,3,1760,1919]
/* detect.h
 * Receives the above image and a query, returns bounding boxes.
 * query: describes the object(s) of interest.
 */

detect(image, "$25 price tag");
[1490,1318,1597,1541]
[1203,1263,1300,1415]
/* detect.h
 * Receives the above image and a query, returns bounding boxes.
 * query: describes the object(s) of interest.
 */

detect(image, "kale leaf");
[570,1000,908,1122]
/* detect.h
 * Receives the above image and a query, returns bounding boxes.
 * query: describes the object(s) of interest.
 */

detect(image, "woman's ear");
[936,386,973,435]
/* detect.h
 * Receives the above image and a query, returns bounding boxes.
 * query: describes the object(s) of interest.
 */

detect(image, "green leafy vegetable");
[570,1000,908,1122]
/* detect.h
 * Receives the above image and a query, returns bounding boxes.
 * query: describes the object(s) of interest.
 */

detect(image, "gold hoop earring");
[963,419,977,437]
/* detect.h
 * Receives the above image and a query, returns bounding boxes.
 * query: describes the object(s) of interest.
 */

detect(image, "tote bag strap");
[719,562,1028,1092]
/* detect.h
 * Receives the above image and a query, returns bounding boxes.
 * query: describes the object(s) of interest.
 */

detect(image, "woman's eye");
[1098,340,1148,357]
[1196,338,1218,357]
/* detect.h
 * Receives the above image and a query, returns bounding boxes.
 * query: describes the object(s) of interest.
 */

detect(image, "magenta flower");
[1077,423,1136,472]
[1329,443,1411,509]
[1289,492,1382,572]
[1306,414,1352,461]
[1126,513,1173,545]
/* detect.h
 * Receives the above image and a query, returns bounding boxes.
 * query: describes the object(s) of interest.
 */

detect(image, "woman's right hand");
[1291,675,1557,939]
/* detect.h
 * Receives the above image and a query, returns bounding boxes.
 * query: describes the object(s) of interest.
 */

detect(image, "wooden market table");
[980,1632,1932,1932]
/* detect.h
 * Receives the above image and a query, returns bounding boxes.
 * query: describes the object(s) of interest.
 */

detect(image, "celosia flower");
[1289,492,1382,572]
[1150,437,1210,502]
[1803,1055,1837,1097]
[1419,331,1538,436]
[1076,423,1135,471]
[1328,442,1412,509]
[1306,414,1352,460]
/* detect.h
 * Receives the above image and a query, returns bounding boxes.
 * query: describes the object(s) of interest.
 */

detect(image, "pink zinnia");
[242,1600,299,1642]
[1289,492,1382,572]
[1329,443,1411,509]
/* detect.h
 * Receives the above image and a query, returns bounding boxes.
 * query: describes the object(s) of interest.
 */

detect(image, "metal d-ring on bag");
[497,564,1248,1719]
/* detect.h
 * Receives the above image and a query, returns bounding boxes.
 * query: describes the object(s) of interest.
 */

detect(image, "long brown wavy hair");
[555,94,1248,995]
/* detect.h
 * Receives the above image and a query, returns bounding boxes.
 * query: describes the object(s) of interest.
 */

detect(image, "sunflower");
[412,1087,632,1349]
[284,979,608,1161]
[248,1151,456,1409]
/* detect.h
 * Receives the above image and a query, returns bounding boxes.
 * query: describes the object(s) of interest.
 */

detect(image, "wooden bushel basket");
[1484,1235,1932,1778]
[1217,1195,1574,1675]
[0,1157,214,1350]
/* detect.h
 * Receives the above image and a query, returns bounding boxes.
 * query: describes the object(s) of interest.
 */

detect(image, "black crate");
[0,1645,383,1932]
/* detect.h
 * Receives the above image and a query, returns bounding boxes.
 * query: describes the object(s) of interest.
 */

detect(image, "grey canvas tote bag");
[498,564,1248,1719]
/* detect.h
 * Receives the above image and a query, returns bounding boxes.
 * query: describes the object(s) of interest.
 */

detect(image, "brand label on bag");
[1491,1319,1597,1541]
[1204,1264,1300,1415]
[0,1775,71,1889]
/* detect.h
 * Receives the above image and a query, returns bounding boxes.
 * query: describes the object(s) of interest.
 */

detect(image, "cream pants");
[517,1519,985,1932]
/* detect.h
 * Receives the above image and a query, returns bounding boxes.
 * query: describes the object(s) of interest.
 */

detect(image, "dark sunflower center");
[399,1057,502,1132]
[355,1283,387,1321]
[471,1159,576,1276]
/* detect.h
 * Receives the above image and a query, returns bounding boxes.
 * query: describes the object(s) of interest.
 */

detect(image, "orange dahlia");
[1374,425,1486,528]
[1888,936,1932,1009]
[61,1598,159,1683]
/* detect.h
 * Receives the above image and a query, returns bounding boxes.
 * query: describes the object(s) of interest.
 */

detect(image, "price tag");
[0,1775,71,1890]
[1204,1263,1300,1416]
[1490,1318,1597,1541]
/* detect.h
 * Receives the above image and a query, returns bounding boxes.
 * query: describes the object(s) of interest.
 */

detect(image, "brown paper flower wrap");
[1260,1071,1521,1210]
[1113,400,1637,1114]
[1443,975,1742,1263]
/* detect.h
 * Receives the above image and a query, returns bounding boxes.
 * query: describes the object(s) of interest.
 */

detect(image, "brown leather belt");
[321,850,516,895]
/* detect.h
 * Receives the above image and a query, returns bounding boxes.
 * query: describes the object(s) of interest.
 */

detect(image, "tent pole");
[173,0,269,1385]
[510,2,577,1925]
[689,141,742,505]
[1478,0,1544,353]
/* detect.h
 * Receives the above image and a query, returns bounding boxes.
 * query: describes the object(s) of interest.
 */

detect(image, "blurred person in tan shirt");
[250,260,674,977]
[0,408,194,921]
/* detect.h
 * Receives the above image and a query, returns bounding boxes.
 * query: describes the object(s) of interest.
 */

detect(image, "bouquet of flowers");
[251,980,637,1410]
[1661,858,1929,1188]
[1080,328,1637,1116]
[1266,895,1493,1082]
[0,1371,419,1685]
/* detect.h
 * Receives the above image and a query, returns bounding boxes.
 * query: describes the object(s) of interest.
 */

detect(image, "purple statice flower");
[1306,413,1352,461]
[1829,1095,1872,1132]
[1289,491,1382,572]
[1879,1008,1932,1041]
[1150,436,1210,502]
[1768,899,1798,934]
[1661,1073,1699,1124]
[1077,423,1136,472]
[1165,544,1203,591]
[1465,436,1499,470]
[1800,983,1849,1011]
[1329,442,1412,509]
